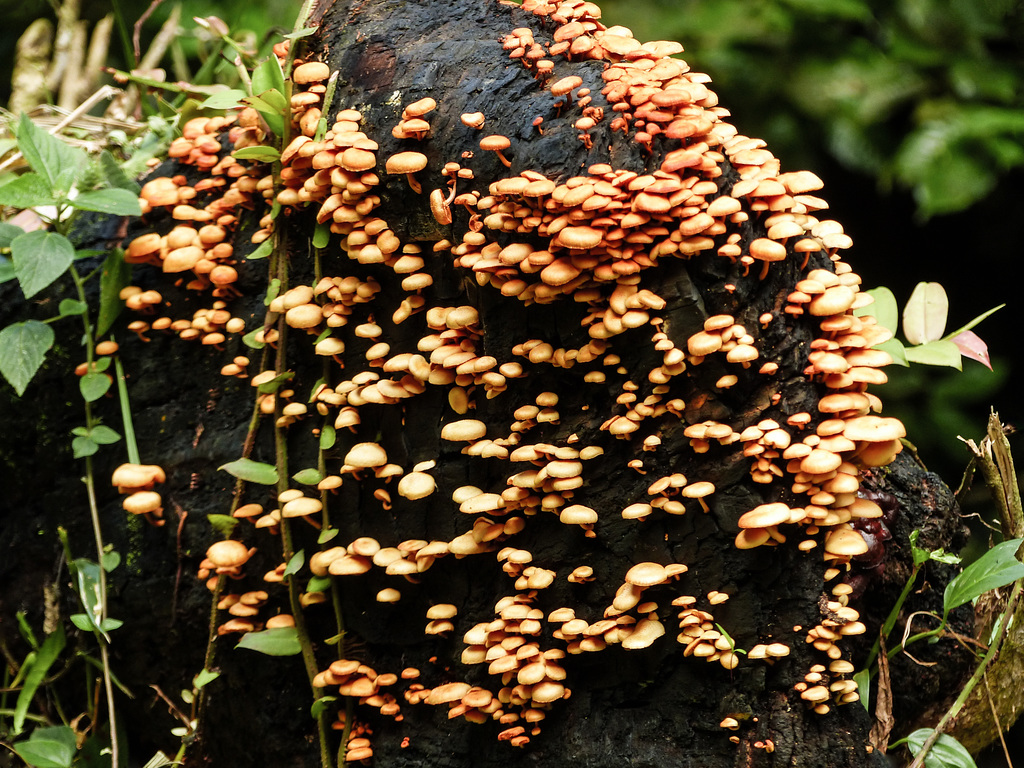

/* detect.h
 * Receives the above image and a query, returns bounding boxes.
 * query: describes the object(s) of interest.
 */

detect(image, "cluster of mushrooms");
[113,0,911,757]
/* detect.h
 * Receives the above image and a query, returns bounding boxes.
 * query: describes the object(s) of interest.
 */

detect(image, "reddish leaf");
[952,330,992,370]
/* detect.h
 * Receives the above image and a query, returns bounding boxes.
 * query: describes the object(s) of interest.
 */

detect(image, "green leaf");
[97,248,132,336]
[284,550,305,577]
[283,26,319,40]
[242,328,267,349]
[943,303,1005,342]
[69,189,142,216]
[0,221,25,248]
[219,458,280,485]
[80,372,112,402]
[233,146,281,162]
[90,425,121,445]
[319,424,337,450]
[875,337,909,366]
[11,230,75,298]
[199,88,248,110]
[904,729,977,768]
[256,371,293,394]
[99,150,141,194]
[12,625,65,735]
[193,668,220,689]
[307,575,331,592]
[252,57,286,101]
[0,255,15,284]
[207,514,239,538]
[313,221,330,248]
[71,558,110,639]
[859,287,898,333]
[99,617,123,632]
[57,298,87,317]
[247,239,274,260]
[101,550,121,571]
[72,436,99,458]
[293,468,324,485]
[853,668,870,713]
[16,113,87,194]
[904,340,962,369]
[903,282,948,345]
[944,538,1024,614]
[244,92,286,136]
[311,695,337,718]
[318,528,339,544]
[265,278,281,305]
[236,627,301,656]
[0,173,57,209]
[69,613,96,632]
[13,724,77,768]
[0,320,54,396]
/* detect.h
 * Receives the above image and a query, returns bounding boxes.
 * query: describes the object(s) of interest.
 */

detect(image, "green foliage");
[207,514,240,538]
[859,282,1002,371]
[12,725,77,768]
[943,538,1024,615]
[236,627,302,656]
[218,457,280,485]
[600,0,1024,216]
[293,467,324,485]
[284,549,305,577]
[0,322,54,396]
[897,728,977,768]
[11,626,65,736]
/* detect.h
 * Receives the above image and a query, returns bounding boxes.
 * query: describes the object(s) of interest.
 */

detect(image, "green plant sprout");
[858,282,1003,370]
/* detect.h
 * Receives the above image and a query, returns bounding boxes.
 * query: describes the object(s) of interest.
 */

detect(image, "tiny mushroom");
[386,151,428,194]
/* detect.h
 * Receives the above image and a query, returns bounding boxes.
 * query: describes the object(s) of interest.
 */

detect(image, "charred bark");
[1,1,974,767]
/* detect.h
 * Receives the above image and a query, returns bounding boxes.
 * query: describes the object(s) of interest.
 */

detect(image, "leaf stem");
[908,581,1023,768]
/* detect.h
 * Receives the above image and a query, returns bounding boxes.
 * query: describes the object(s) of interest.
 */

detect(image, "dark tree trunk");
[1,1,973,767]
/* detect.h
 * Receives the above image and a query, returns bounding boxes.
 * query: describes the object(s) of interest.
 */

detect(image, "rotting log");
[0,0,976,766]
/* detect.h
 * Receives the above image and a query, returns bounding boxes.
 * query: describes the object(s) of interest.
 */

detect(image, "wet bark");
[1,1,974,767]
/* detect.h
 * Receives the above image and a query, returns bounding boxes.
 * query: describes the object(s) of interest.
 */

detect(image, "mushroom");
[385,151,428,194]
[479,135,512,167]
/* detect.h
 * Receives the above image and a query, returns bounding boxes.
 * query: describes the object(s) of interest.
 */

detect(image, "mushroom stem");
[405,173,422,194]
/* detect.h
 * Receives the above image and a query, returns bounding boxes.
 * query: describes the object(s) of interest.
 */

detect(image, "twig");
[0,85,122,175]
[908,581,1023,768]
[983,674,1014,768]
[132,0,165,63]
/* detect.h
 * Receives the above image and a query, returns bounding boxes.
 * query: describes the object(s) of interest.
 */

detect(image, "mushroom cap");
[479,134,511,151]
[624,562,668,587]
[397,471,436,500]
[343,442,388,468]
[737,503,793,529]
[559,504,598,525]
[112,463,166,489]
[293,62,330,84]
[622,618,665,650]
[123,490,162,515]
[842,416,906,442]
[207,540,252,568]
[824,525,869,557]
[385,151,428,174]
[440,419,487,442]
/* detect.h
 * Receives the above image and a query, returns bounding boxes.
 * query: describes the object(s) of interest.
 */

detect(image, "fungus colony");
[120,0,906,757]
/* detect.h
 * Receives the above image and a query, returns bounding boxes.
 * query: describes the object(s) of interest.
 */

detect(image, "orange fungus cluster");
[117,0,909,755]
